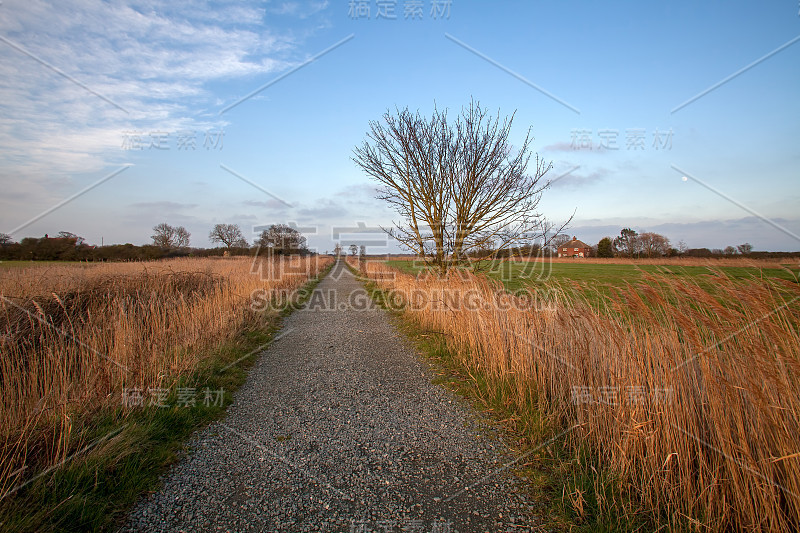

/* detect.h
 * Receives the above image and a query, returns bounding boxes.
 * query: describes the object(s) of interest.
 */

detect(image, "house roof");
[560,238,590,249]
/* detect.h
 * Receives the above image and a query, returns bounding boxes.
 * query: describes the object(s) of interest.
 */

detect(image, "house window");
[574,248,579,252]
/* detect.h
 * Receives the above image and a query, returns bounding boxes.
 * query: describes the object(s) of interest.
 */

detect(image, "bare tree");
[209,223,246,249]
[174,226,190,248]
[550,233,571,255]
[737,243,753,255]
[333,243,342,257]
[0,233,15,246]
[152,223,174,247]
[353,100,565,274]
[152,223,191,248]
[56,231,85,246]
[349,244,358,256]
[638,232,670,258]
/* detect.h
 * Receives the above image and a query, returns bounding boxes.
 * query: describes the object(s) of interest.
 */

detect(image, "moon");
[681,176,688,182]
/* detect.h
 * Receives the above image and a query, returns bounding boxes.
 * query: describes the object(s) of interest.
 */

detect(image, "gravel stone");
[120,260,543,532]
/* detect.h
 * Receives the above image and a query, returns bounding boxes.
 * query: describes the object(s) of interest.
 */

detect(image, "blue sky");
[1,0,798,252]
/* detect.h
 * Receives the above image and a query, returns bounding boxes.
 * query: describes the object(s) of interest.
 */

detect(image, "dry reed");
[352,258,800,532]
[0,255,332,498]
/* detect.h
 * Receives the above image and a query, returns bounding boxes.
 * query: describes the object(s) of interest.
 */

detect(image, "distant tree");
[677,240,688,254]
[12,234,87,260]
[737,243,753,255]
[724,245,737,256]
[209,223,246,249]
[613,228,640,258]
[349,244,358,256]
[550,234,571,255]
[152,223,190,248]
[0,233,14,246]
[711,248,724,256]
[685,248,713,257]
[358,244,367,268]
[152,223,174,247]
[333,243,342,256]
[255,224,307,255]
[596,237,614,258]
[638,232,670,258]
[528,243,543,257]
[57,231,85,246]
[175,227,190,248]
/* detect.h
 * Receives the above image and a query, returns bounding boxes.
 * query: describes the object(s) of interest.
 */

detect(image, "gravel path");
[121,260,542,532]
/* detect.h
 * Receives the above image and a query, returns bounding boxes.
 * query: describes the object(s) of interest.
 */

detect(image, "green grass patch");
[0,264,332,533]
[388,259,799,288]
[387,259,800,310]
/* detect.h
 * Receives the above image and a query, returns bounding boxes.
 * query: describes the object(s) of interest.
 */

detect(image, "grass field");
[388,259,800,312]
[388,258,800,291]
[360,257,800,532]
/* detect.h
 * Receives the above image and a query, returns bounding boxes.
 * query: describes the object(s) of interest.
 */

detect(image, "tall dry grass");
[0,255,331,498]
[353,258,800,531]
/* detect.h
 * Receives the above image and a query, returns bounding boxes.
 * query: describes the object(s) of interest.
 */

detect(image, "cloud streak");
[0,0,299,184]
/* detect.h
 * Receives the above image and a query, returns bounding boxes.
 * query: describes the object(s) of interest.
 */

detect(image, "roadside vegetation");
[351,257,800,532]
[0,256,332,531]
[350,100,800,531]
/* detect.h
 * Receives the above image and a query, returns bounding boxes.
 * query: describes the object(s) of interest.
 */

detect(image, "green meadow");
[386,259,800,307]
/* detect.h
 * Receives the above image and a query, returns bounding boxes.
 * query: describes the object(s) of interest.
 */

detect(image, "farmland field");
[387,259,800,311]
[388,258,800,291]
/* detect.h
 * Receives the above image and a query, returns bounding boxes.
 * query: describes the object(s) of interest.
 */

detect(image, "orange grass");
[353,258,800,532]
[0,255,332,498]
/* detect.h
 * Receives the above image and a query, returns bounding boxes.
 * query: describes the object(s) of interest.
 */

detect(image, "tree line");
[1,223,785,263]
[458,231,764,260]
[576,228,766,258]
[590,228,756,259]
[0,223,311,262]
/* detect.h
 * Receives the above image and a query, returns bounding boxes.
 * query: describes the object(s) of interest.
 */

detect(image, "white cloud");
[0,0,299,190]
[549,166,608,189]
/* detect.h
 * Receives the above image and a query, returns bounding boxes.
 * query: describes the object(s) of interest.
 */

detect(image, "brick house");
[558,236,591,258]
